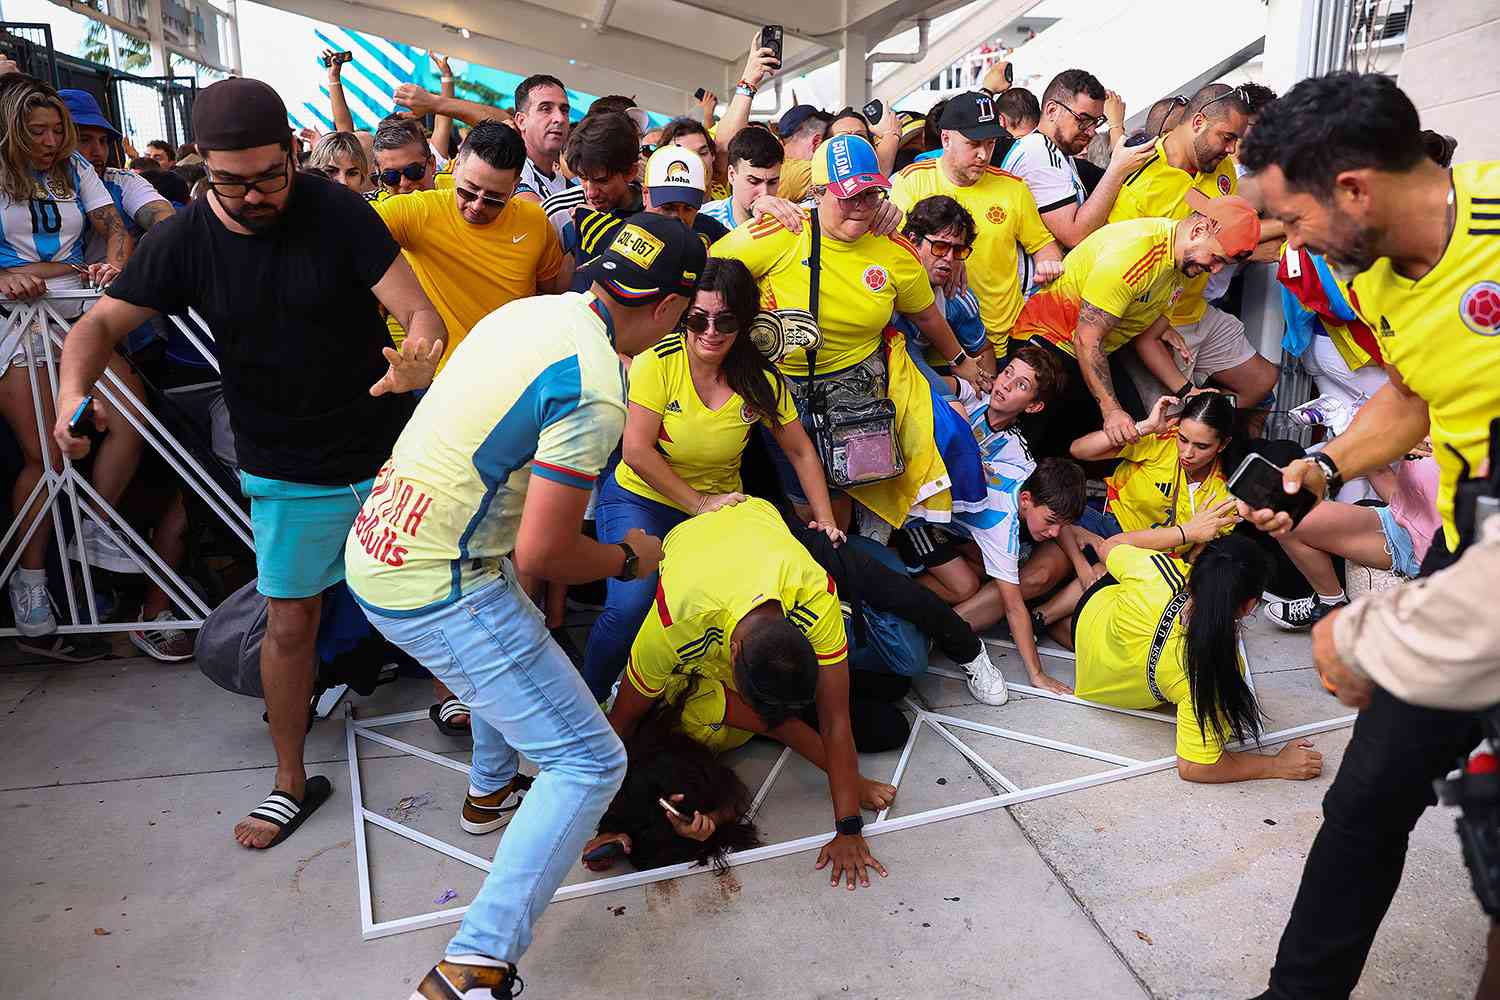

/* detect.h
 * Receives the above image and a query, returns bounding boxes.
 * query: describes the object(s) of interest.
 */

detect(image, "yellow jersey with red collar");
[710,212,932,376]
[1011,217,1186,356]
[1348,160,1500,550]
[626,498,848,702]
[1108,138,1238,326]
[889,159,1056,353]
[1105,430,1233,554]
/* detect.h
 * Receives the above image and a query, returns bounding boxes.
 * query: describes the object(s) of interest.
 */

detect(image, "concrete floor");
[0,616,1485,999]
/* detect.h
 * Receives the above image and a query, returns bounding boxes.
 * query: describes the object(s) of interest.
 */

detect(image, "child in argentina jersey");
[0,152,113,270]
[948,375,1037,584]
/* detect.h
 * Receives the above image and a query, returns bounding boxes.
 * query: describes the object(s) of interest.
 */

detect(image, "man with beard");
[1236,71,1500,1000]
[1107,83,1279,415]
[51,77,447,852]
[1000,69,1156,249]
[890,90,1062,359]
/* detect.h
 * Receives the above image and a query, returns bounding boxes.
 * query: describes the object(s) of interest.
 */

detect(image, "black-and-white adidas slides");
[245,775,332,849]
[430,697,471,737]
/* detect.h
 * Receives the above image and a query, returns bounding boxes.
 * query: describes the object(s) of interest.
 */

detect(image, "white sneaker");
[7,573,57,638]
[68,521,143,574]
[959,645,1008,706]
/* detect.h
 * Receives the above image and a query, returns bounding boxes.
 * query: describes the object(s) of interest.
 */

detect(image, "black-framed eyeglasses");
[206,159,291,198]
[920,235,973,261]
[683,309,740,334]
[1197,86,1252,119]
[379,161,428,187]
[640,143,657,157]
[454,184,508,210]
[1052,100,1107,131]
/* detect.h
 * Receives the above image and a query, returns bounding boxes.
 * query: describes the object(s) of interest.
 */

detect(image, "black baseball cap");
[938,91,1007,141]
[192,77,292,151]
[587,213,706,305]
[778,104,829,138]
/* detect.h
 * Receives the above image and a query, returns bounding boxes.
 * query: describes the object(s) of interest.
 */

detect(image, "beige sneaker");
[459,774,533,835]
[410,957,522,999]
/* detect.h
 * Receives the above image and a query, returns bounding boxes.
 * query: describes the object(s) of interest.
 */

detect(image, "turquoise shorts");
[240,472,375,599]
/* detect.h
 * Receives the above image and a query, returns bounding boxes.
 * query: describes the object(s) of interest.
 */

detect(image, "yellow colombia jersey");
[1074,544,1234,764]
[711,213,933,377]
[1105,430,1233,552]
[890,160,1055,351]
[626,497,848,706]
[614,333,798,511]
[1107,138,1238,327]
[1349,159,1500,549]
[373,188,562,369]
[1011,217,1186,357]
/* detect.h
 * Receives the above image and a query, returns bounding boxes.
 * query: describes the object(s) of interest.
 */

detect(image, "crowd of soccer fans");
[0,36,1484,999]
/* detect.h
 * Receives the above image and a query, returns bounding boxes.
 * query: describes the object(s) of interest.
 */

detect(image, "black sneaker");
[1265,595,1345,632]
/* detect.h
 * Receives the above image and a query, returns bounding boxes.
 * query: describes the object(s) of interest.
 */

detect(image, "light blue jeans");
[361,573,627,963]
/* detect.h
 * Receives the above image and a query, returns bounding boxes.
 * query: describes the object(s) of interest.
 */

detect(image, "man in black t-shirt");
[53,77,447,852]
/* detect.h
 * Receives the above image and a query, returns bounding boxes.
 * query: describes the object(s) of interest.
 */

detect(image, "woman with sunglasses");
[713,134,982,527]
[580,258,841,702]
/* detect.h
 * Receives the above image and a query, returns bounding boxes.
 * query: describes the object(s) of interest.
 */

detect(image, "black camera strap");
[806,207,823,420]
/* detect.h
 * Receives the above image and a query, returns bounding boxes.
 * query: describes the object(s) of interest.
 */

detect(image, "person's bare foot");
[234,770,305,848]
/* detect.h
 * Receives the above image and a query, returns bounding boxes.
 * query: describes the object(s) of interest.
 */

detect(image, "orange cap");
[1184,188,1261,257]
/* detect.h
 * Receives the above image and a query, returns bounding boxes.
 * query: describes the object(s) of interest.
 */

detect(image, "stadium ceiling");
[261,0,994,114]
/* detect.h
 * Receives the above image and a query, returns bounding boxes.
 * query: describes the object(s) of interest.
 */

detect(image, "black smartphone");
[1125,130,1153,147]
[862,99,884,125]
[1226,453,1319,526]
[759,24,783,64]
[583,841,625,863]
[694,87,706,101]
[1004,61,1014,85]
[321,50,353,68]
[67,395,95,439]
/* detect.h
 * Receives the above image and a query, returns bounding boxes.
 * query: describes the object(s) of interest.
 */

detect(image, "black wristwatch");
[1172,380,1195,400]
[614,542,639,582]
[835,814,864,836]
[1309,451,1342,501]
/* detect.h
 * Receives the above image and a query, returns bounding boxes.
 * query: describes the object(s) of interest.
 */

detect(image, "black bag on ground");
[196,578,411,698]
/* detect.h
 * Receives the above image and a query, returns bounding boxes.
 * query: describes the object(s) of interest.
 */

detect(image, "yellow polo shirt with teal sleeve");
[345,292,626,615]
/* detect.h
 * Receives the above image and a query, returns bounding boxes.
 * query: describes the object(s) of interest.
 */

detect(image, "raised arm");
[323,49,355,133]
[1040,132,1157,248]
[430,53,456,159]
[393,84,510,127]
[713,33,782,155]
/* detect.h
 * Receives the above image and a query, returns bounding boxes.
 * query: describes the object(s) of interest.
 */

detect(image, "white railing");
[0,289,252,638]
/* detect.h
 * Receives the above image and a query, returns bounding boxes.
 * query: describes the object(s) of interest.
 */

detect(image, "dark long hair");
[1179,390,1239,472]
[596,693,762,874]
[1183,534,1269,747]
[688,257,787,423]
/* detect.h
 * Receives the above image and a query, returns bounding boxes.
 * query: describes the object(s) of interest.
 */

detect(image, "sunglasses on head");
[919,235,973,260]
[683,309,740,334]
[1197,86,1252,119]
[379,161,428,186]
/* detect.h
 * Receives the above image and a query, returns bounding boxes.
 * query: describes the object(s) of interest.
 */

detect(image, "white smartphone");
[658,796,688,820]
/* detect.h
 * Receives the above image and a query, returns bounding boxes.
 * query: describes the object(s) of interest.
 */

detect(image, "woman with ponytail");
[1070,389,1241,556]
[582,258,842,701]
[1050,532,1325,783]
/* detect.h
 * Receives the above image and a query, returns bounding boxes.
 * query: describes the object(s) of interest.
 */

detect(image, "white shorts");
[1124,304,1259,410]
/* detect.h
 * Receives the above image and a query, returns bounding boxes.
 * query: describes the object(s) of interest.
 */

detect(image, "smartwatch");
[614,542,639,582]
[835,814,864,836]
[949,349,971,369]
[1309,451,1343,501]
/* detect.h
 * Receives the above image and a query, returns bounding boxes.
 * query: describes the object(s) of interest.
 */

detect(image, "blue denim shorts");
[240,472,374,599]
[1374,504,1421,578]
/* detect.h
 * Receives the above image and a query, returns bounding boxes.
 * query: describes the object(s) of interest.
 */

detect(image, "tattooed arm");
[1074,300,1139,447]
[87,204,128,273]
[134,199,176,231]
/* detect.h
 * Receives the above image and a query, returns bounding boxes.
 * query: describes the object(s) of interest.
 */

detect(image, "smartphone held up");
[1226,453,1319,528]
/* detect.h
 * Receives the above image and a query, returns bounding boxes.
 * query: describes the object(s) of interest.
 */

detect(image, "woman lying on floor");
[1039,532,1325,784]
[580,695,762,874]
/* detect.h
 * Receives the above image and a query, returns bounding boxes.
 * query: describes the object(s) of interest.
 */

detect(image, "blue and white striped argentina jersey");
[948,377,1037,584]
[0,153,113,268]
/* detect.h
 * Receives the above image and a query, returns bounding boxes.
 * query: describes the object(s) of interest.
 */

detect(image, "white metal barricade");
[0,289,252,639]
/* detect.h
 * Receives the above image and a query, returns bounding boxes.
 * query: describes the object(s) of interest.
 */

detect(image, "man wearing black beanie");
[53,76,448,852]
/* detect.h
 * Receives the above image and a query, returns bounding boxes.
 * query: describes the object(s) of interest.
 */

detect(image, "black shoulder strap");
[807,208,821,383]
